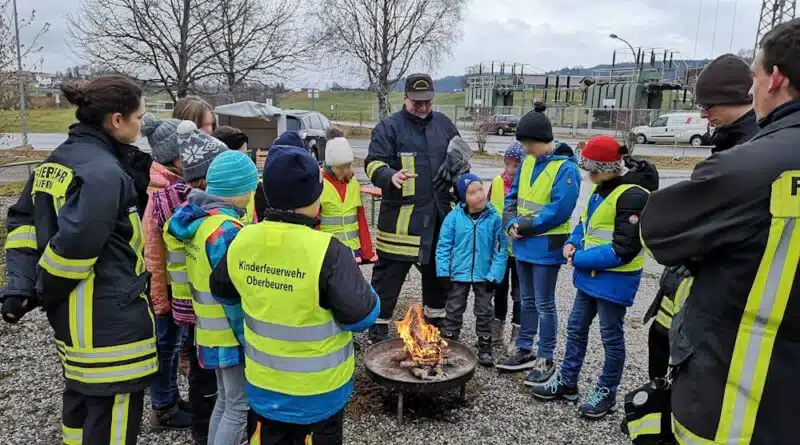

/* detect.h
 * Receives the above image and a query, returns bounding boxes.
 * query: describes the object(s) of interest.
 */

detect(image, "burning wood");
[394,304,451,380]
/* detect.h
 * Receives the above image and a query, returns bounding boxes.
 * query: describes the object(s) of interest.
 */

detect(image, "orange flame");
[395,304,448,365]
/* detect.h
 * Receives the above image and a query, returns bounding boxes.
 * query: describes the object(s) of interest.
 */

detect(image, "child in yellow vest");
[487,141,524,352]
[319,136,377,263]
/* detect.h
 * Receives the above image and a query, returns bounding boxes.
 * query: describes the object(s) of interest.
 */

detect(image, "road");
[2,132,712,159]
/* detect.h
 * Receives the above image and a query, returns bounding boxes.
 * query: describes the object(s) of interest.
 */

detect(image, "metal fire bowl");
[363,338,478,395]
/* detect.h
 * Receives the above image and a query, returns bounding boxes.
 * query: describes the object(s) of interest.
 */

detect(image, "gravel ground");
[0,261,658,445]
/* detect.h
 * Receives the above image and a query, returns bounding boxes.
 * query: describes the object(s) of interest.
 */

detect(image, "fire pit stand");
[363,338,478,422]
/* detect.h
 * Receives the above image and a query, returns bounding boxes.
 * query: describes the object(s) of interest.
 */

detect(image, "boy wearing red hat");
[531,136,655,419]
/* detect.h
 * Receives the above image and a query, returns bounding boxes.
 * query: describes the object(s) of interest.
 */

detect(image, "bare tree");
[472,109,492,154]
[313,0,467,119]
[68,0,224,102]
[202,0,311,101]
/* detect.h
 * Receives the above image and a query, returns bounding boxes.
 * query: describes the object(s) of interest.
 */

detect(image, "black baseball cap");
[405,73,435,101]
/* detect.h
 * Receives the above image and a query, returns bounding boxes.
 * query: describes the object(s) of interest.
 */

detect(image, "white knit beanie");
[325,137,354,166]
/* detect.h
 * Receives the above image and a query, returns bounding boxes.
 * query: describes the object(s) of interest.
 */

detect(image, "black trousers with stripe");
[62,389,144,445]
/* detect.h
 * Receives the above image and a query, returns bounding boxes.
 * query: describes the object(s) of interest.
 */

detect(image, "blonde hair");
[173,96,215,130]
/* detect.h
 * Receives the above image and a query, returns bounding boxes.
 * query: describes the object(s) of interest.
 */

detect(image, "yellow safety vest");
[490,175,514,256]
[582,183,649,273]
[163,225,193,311]
[227,221,354,396]
[517,156,571,235]
[320,177,362,250]
[244,190,256,224]
[185,214,241,348]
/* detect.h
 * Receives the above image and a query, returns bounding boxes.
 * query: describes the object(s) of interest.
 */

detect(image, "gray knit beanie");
[695,54,753,106]
[141,113,182,164]
[177,121,228,182]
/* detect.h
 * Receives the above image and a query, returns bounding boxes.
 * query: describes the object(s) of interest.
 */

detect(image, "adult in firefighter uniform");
[364,73,465,343]
[640,19,800,444]
[643,53,759,380]
[2,75,156,444]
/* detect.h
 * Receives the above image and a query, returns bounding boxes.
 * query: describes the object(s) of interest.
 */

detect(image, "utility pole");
[13,0,29,147]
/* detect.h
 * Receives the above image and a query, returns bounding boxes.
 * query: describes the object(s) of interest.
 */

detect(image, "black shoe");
[426,316,444,330]
[368,324,389,344]
[477,336,494,367]
[496,348,537,372]
[150,402,192,431]
[530,372,579,401]
[523,358,556,386]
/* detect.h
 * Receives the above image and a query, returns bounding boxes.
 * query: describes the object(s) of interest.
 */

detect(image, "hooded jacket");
[4,124,156,396]
[435,202,508,283]
[166,189,246,368]
[640,100,800,444]
[364,108,460,264]
[143,162,183,315]
[567,159,658,306]
[503,142,582,265]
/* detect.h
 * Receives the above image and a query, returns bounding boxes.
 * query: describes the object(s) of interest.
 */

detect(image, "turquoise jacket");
[436,202,508,283]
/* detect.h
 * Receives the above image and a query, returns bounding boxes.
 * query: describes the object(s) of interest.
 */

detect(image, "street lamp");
[609,34,637,62]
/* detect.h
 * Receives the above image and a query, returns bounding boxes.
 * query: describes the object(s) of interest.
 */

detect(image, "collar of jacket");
[757,100,800,129]
[456,202,495,220]
[401,106,433,125]
[710,109,758,153]
[263,208,320,228]
[593,176,626,198]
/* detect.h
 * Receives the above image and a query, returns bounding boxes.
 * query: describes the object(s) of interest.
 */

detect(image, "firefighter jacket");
[646,109,758,333]
[640,100,800,444]
[4,124,157,397]
[364,108,460,264]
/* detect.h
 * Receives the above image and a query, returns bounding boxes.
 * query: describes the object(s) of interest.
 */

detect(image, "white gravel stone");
[0,263,659,445]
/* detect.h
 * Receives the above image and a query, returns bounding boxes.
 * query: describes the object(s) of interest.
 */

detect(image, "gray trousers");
[443,282,494,338]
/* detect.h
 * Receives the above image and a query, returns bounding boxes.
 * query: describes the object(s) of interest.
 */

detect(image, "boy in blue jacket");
[531,136,654,420]
[437,173,508,367]
[496,104,581,386]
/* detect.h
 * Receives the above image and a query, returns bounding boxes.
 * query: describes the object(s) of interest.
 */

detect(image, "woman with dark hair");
[173,96,216,134]
[2,74,156,444]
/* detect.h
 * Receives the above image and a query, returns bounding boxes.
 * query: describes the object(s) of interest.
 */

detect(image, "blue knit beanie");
[504,141,524,163]
[206,150,259,197]
[262,147,323,210]
[455,173,482,201]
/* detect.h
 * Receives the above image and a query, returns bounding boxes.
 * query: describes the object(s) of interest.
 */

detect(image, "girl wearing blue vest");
[496,105,581,387]
[531,136,655,419]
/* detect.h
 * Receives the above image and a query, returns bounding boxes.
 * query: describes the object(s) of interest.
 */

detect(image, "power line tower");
[755,0,796,52]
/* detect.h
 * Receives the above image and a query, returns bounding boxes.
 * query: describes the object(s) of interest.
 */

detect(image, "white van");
[633,112,710,146]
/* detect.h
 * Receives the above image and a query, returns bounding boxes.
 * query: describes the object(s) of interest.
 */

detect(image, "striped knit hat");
[206,150,259,197]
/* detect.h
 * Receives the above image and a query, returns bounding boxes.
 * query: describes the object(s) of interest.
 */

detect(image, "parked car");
[632,112,710,146]
[284,110,332,160]
[490,115,518,136]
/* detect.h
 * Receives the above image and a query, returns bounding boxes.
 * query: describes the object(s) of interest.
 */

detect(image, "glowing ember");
[394,304,449,366]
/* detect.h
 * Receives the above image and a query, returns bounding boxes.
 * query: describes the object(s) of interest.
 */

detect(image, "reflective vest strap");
[714,215,799,443]
[320,215,358,225]
[245,313,344,342]
[490,175,505,216]
[516,157,570,235]
[245,341,353,373]
[164,226,192,302]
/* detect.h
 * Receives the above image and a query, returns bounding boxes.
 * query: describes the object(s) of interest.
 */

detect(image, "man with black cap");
[210,146,380,444]
[643,53,759,382]
[364,73,465,343]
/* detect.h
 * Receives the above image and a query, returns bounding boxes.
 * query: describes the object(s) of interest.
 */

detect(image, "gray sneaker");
[492,319,505,344]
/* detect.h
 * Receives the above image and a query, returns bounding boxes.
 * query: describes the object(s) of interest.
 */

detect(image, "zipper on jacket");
[471,215,478,282]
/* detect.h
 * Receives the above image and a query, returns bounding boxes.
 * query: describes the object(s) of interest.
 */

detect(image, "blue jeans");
[209,364,248,445]
[561,290,627,392]
[515,261,560,359]
[150,314,185,409]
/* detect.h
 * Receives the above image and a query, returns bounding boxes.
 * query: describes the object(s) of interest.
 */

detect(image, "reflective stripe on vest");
[227,221,354,397]
[163,225,193,305]
[712,171,800,444]
[319,177,362,250]
[186,214,241,348]
[516,156,571,235]
[582,183,648,273]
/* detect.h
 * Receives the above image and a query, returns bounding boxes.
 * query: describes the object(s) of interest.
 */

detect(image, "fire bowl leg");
[397,392,404,423]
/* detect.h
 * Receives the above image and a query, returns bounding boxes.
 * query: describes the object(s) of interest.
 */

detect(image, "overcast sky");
[23,0,761,86]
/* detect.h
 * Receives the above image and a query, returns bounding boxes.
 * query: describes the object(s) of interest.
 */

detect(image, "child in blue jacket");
[437,173,508,367]
[531,136,654,420]
[497,104,581,386]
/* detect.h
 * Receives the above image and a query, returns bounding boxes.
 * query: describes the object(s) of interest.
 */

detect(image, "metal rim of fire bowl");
[363,338,478,395]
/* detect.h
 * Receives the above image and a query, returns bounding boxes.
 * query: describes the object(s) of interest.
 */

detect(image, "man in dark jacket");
[644,53,759,380]
[364,73,462,343]
[640,18,800,444]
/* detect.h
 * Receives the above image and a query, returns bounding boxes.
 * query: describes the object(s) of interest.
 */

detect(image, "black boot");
[477,336,494,367]
[368,323,389,344]
[150,400,192,431]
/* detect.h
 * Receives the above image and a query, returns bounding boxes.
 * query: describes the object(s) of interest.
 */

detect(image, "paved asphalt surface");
[2,132,712,158]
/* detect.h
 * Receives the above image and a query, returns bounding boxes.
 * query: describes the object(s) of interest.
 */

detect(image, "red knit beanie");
[579,136,626,173]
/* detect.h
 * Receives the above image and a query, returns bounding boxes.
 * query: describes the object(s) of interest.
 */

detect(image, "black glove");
[515,216,537,237]
[659,265,692,297]
[1,293,34,324]
[433,136,473,194]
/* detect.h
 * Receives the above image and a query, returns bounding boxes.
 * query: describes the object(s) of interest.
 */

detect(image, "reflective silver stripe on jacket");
[245,314,343,342]
[196,317,232,331]
[65,360,158,380]
[40,254,93,275]
[586,227,614,242]
[334,230,360,242]
[192,290,218,305]
[169,271,188,284]
[320,215,358,226]
[6,231,36,245]
[245,341,353,373]
[57,340,156,360]
[517,199,543,214]
[168,252,186,264]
